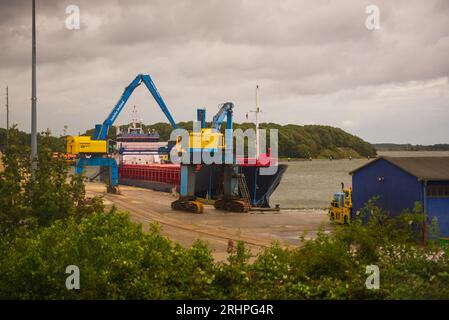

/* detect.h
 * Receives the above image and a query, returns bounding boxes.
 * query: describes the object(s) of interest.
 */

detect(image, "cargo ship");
[119,152,287,208]
[117,104,287,208]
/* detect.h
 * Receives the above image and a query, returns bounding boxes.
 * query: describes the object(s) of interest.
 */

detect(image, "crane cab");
[66,136,108,155]
[173,128,225,156]
[189,128,224,151]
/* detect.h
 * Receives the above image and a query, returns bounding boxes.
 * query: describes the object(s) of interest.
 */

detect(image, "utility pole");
[5,86,9,146]
[31,0,38,166]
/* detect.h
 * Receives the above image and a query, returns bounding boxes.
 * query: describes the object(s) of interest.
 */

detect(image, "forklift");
[328,182,352,224]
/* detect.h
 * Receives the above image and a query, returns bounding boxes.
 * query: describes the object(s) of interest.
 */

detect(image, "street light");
[31,0,37,168]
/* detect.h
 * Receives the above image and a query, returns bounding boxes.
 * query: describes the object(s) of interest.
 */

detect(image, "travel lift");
[171,102,251,213]
[67,74,178,193]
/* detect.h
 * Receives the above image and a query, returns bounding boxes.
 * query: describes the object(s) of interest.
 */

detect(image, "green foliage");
[26,131,76,226]
[0,127,65,153]
[0,127,31,236]
[1,121,377,159]
[91,121,376,159]
[0,128,102,236]
[1,197,449,299]
[0,214,217,299]
[374,143,449,152]
[239,123,376,159]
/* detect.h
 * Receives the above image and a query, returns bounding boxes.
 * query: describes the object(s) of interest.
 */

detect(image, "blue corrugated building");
[350,157,449,236]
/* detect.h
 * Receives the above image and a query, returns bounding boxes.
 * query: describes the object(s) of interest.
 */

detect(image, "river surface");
[270,151,449,209]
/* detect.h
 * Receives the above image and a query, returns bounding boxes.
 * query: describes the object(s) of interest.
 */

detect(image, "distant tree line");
[373,143,449,152]
[0,128,65,154]
[107,122,378,159]
[1,122,377,159]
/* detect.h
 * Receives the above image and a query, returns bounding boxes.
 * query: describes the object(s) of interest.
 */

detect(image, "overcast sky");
[0,0,448,144]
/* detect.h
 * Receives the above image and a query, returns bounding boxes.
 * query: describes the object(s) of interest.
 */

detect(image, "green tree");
[0,126,31,236]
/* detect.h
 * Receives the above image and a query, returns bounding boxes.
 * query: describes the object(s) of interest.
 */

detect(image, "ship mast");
[131,105,138,129]
[250,85,262,159]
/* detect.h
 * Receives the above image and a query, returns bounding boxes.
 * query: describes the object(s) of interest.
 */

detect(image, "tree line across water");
[373,143,449,152]
[0,127,448,299]
[1,123,376,159]
[84,122,377,159]
[13,123,449,159]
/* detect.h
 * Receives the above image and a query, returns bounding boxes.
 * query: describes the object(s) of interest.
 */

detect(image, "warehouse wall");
[426,181,449,237]
[352,159,423,217]
[427,198,449,237]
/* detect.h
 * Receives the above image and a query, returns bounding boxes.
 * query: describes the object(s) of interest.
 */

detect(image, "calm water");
[270,151,449,209]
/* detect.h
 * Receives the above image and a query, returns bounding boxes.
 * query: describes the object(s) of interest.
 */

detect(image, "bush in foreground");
[1,205,448,299]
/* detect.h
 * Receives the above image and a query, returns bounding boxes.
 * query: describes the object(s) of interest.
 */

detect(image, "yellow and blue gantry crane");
[67,74,178,192]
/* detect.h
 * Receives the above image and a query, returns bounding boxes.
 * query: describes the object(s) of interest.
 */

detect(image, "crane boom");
[141,74,177,129]
[94,74,177,140]
[211,102,234,131]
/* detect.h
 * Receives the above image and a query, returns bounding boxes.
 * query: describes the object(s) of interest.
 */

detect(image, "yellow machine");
[176,128,224,150]
[329,183,352,224]
[173,128,224,154]
[170,129,225,213]
[66,136,107,155]
[189,128,224,150]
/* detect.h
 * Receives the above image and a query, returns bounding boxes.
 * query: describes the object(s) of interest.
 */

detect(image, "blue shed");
[350,157,449,237]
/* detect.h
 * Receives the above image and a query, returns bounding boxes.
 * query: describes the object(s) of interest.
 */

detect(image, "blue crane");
[93,74,177,140]
[211,102,234,161]
[72,74,178,193]
[211,102,234,131]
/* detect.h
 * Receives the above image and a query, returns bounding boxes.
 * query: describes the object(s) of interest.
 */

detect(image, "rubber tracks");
[214,199,251,213]
[171,199,204,214]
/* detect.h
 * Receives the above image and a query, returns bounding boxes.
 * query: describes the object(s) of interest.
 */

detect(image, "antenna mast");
[132,105,138,127]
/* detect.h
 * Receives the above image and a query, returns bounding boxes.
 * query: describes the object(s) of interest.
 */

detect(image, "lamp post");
[5,86,9,147]
[31,0,38,169]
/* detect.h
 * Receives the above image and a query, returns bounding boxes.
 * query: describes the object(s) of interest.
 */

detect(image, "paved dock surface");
[86,182,332,261]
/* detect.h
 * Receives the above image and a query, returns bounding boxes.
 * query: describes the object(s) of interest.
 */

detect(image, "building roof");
[349,156,449,181]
